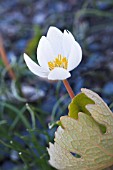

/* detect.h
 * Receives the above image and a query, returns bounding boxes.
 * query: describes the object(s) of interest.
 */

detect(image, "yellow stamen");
[48,55,68,70]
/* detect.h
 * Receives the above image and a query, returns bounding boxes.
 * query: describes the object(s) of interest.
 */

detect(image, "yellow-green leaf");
[48,89,113,170]
[68,92,95,119]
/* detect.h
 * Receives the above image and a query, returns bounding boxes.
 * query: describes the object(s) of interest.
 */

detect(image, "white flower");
[24,26,82,80]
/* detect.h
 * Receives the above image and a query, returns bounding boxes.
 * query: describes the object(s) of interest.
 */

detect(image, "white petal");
[48,67,71,80]
[47,26,63,57]
[62,30,75,57]
[67,41,82,71]
[37,36,54,71]
[24,53,49,78]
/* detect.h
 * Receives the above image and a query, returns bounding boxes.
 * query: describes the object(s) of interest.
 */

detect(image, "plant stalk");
[63,79,75,99]
[0,35,16,80]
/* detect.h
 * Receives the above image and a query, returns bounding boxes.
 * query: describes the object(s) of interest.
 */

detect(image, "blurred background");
[0,0,113,169]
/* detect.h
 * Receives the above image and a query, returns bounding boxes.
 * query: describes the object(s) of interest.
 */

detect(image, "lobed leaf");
[48,89,113,170]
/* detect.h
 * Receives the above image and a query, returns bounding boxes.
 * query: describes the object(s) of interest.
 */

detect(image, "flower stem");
[0,35,16,80]
[63,79,75,99]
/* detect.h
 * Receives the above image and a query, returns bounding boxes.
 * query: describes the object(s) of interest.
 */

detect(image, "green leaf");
[48,89,113,170]
[25,26,42,56]
[68,93,95,119]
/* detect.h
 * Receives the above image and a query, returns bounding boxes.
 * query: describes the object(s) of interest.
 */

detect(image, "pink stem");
[63,79,75,99]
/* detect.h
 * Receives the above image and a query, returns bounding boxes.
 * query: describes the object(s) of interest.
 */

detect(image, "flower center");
[48,54,68,71]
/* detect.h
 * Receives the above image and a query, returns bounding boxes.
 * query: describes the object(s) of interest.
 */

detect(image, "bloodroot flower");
[24,26,82,80]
